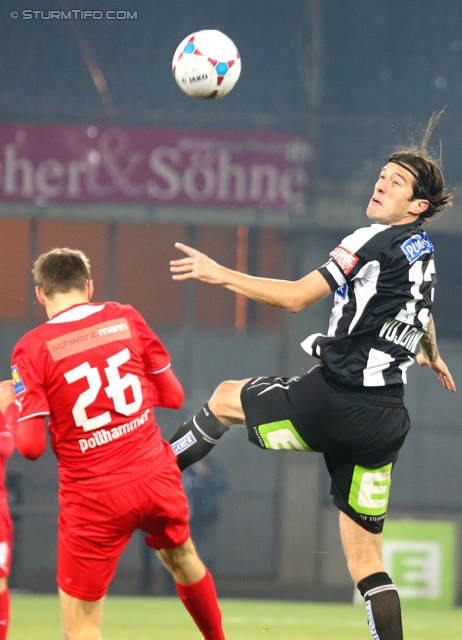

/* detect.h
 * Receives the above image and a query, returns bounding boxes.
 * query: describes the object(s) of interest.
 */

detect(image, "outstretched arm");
[416,315,456,391]
[170,242,332,312]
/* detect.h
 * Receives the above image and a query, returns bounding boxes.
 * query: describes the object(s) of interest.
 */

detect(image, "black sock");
[357,572,403,640]
[169,404,228,471]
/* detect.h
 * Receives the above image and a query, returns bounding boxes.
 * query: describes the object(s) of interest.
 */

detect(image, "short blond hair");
[33,248,91,297]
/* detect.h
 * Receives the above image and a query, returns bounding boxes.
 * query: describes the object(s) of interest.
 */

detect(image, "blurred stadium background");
[0,0,461,608]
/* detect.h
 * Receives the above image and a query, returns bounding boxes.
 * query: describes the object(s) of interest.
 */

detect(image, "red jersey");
[11,302,172,489]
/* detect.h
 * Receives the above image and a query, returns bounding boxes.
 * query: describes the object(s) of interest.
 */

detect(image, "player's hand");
[416,351,456,392]
[170,243,226,284]
[0,380,16,412]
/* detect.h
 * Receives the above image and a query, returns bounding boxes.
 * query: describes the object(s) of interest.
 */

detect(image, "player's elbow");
[286,297,311,313]
[165,399,183,410]
[22,447,44,461]
[154,384,184,409]
[17,440,45,460]
[286,302,303,313]
[286,271,331,313]
[162,388,184,410]
[283,282,316,313]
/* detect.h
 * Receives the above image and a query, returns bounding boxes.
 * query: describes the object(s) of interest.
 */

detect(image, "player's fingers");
[170,261,195,271]
[439,371,456,392]
[439,365,454,385]
[170,256,195,266]
[172,272,194,281]
[174,242,198,257]
[170,263,197,274]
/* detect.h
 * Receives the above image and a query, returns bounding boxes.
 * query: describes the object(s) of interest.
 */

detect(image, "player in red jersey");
[0,248,225,640]
[0,412,15,640]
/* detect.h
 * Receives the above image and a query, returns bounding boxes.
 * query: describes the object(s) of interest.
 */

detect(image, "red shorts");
[57,441,190,600]
[0,502,12,579]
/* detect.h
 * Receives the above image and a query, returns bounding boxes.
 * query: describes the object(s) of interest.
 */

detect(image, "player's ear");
[87,280,94,301]
[35,287,47,307]
[410,199,429,215]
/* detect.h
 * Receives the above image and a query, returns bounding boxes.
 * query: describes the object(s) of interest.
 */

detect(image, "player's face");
[366,162,428,225]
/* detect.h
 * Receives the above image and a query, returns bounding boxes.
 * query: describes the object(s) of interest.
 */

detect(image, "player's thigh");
[59,588,104,639]
[140,444,190,549]
[324,454,396,535]
[244,366,410,457]
[239,368,330,451]
[58,527,126,602]
[57,485,136,600]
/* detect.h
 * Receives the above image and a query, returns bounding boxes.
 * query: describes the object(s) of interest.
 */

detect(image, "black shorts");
[240,365,410,533]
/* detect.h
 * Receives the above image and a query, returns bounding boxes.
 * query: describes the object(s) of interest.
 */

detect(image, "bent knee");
[159,538,197,569]
[209,378,250,424]
[158,539,205,584]
[213,379,245,397]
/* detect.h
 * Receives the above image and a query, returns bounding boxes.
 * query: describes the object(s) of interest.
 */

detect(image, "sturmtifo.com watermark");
[10,10,138,20]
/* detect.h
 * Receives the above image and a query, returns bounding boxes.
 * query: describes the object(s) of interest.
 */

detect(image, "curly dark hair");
[387,110,453,221]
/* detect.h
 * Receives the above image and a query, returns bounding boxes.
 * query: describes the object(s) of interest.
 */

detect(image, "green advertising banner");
[382,520,457,607]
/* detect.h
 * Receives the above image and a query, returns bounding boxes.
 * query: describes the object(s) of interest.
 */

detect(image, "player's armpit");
[5,405,46,460]
[147,367,184,409]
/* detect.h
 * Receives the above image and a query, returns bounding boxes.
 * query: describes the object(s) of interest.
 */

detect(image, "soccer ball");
[172,30,241,99]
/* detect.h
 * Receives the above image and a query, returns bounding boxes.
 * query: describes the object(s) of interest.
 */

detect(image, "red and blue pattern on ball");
[173,34,239,87]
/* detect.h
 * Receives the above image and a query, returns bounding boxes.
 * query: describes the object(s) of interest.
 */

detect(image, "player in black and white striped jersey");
[168,112,456,640]
[305,214,437,388]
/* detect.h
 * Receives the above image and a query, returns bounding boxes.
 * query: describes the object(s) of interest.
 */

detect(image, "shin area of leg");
[169,379,248,470]
[339,512,403,640]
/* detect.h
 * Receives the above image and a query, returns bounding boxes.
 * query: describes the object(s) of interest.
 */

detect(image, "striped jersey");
[302,220,436,388]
